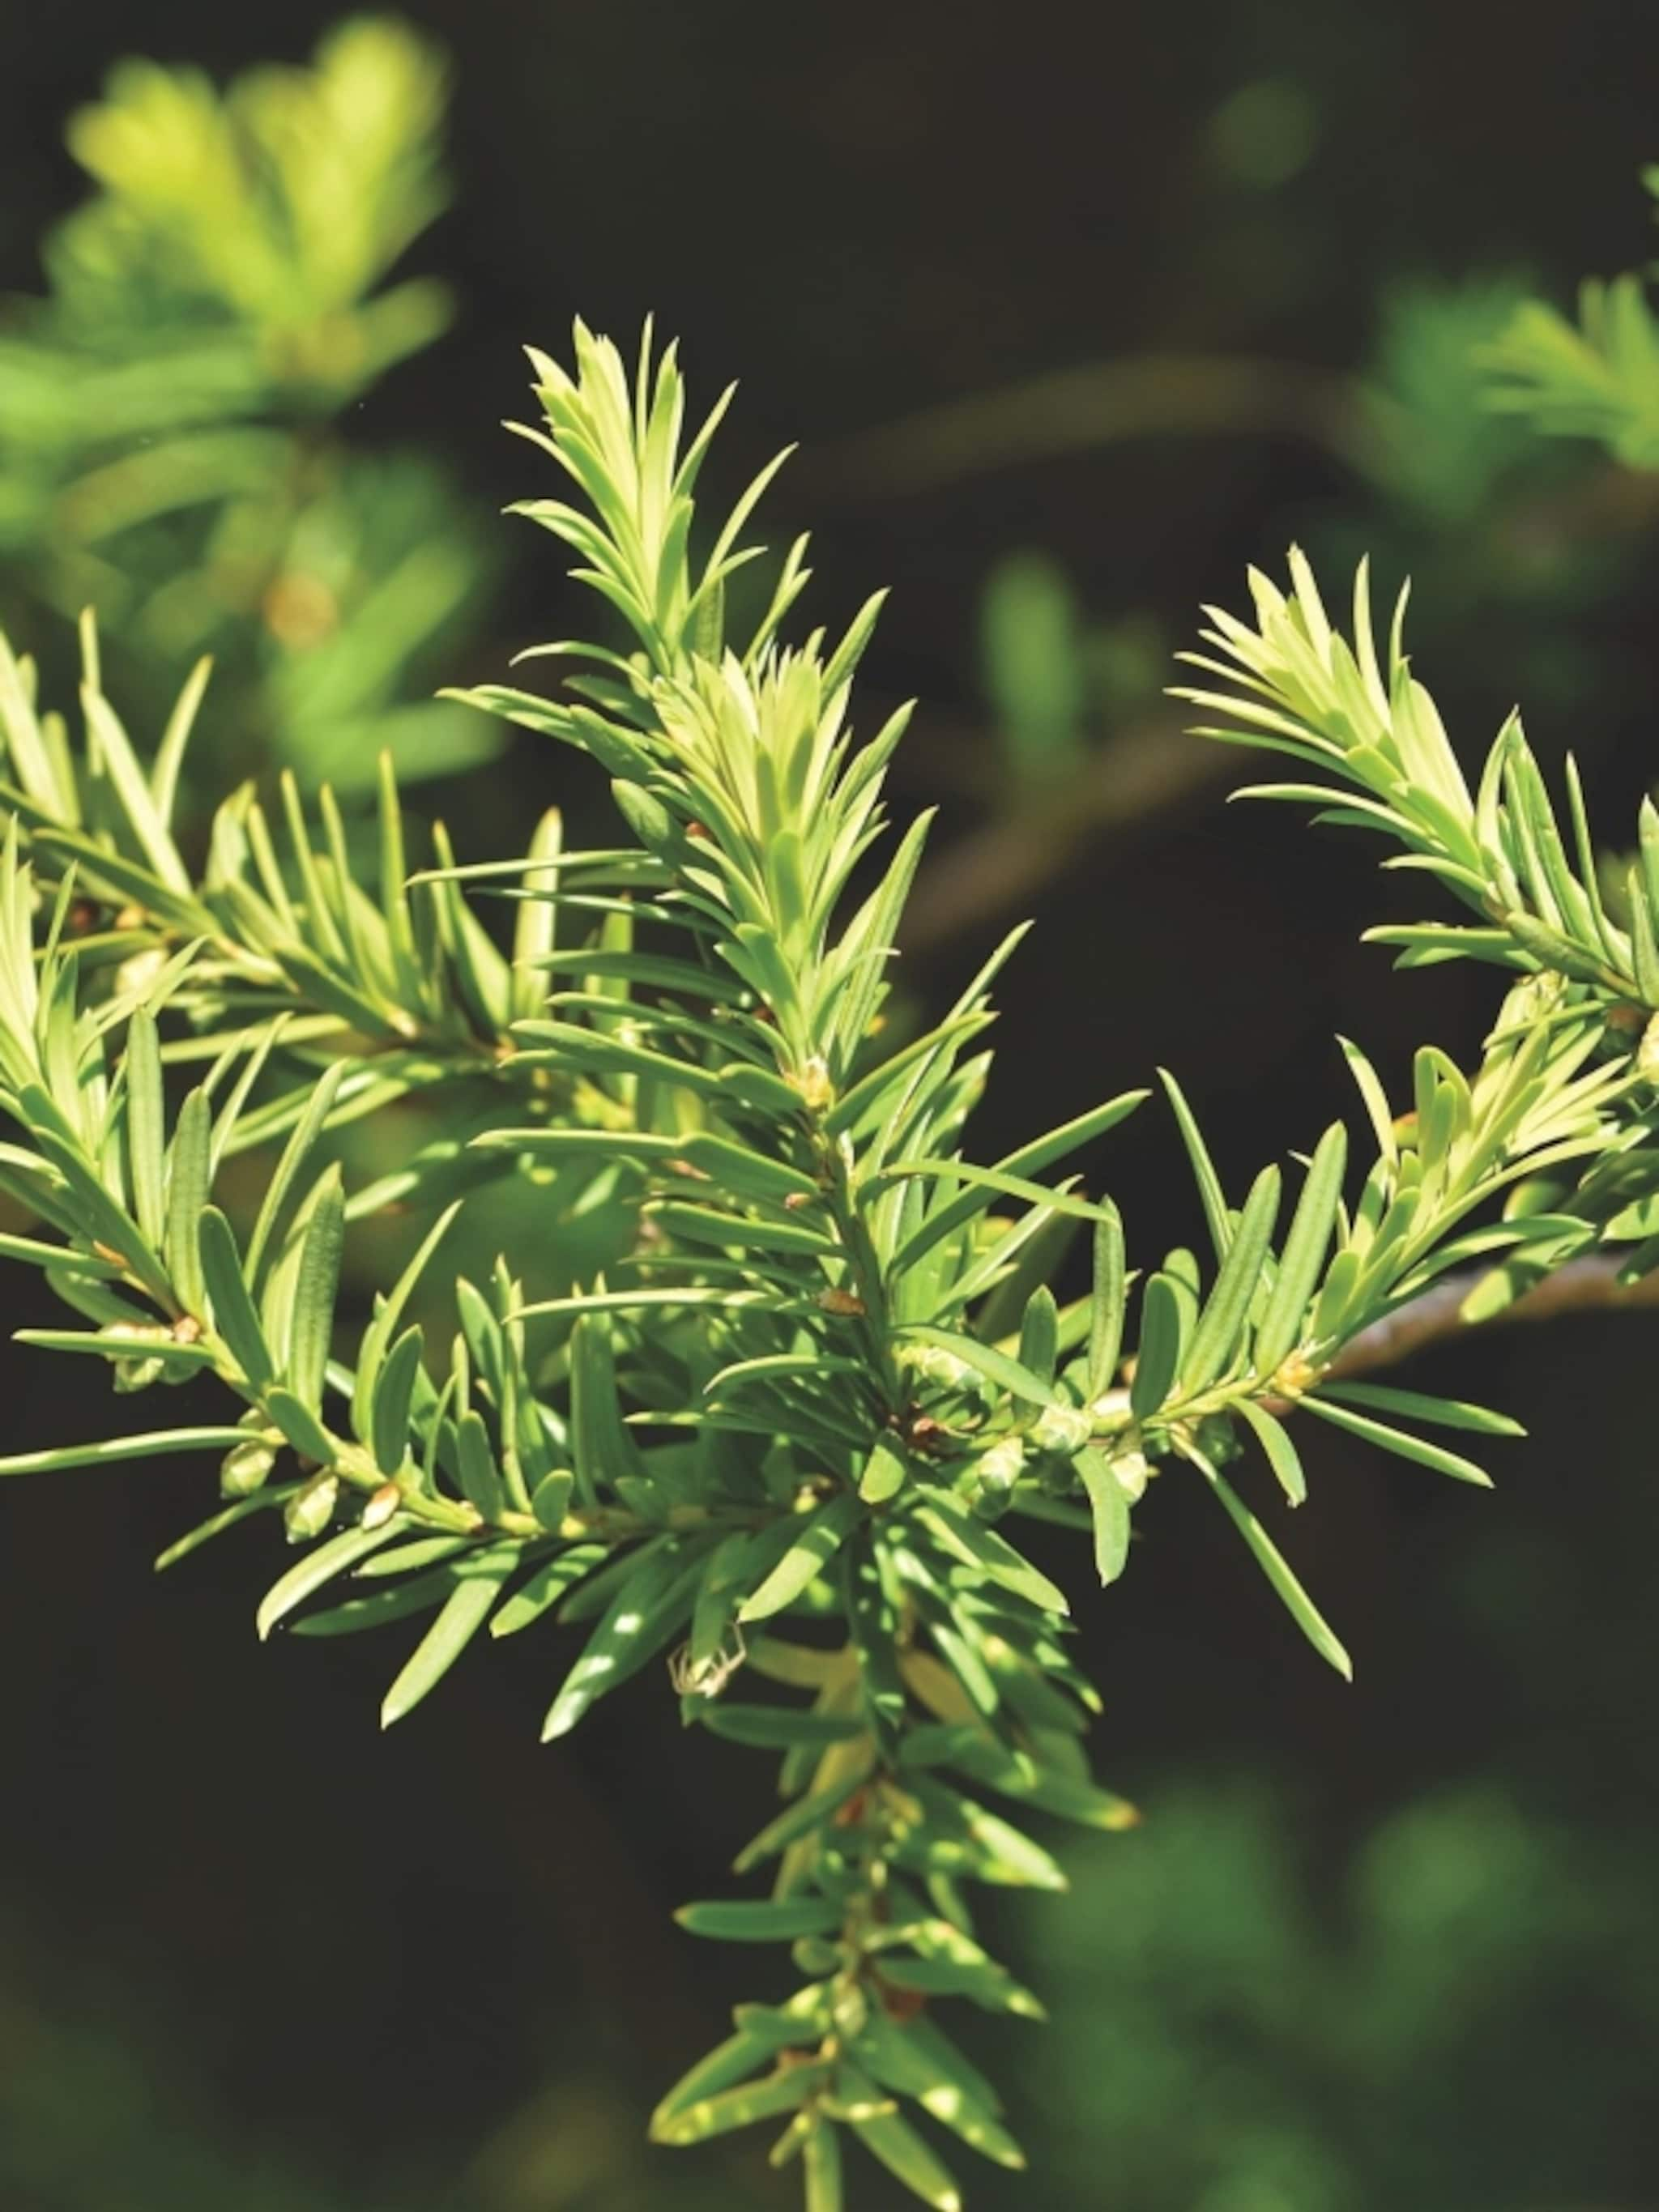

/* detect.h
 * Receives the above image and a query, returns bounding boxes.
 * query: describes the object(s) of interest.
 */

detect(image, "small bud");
[220,1438,278,1498]
[1110,1447,1151,1503]
[1498,950,1578,1013]
[973,1434,1026,1503]
[360,1482,402,1531]
[1031,1402,1090,1455]
[284,1470,339,1543]
[791,1937,842,1977]
[114,947,167,1002]
[830,1981,871,2040]
[792,1056,834,1114]
[1196,1412,1243,1467]
[897,1340,975,1392]
[1269,1352,1319,1400]
[817,1287,865,1318]
[103,1320,169,1392]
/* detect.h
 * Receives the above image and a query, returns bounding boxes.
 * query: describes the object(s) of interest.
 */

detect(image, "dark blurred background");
[2,3,1659,2208]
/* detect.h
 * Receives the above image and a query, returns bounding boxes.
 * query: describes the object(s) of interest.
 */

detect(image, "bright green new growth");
[2,322,1656,2210]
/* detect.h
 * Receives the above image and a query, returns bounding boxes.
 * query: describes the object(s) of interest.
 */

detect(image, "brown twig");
[897,706,1209,953]
[798,354,1385,501]
[1322,1254,1659,1384]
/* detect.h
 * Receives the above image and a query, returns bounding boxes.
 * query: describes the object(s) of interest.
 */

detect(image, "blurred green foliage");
[1486,168,1659,471]
[0,16,495,795]
[10,1762,1652,2212]
[0,1921,757,2212]
[979,552,1092,787]
[1018,1777,1658,2212]
[966,261,1658,867]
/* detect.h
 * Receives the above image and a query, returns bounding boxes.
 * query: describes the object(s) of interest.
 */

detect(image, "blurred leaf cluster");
[9,1764,1652,2212]
[1019,1775,1659,2212]
[0,1949,373,2212]
[0,15,495,795]
[1485,167,1659,471]
[0,1920,754,2212]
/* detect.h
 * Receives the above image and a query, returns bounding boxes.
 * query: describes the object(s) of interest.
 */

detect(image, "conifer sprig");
[0,324,1645,2209]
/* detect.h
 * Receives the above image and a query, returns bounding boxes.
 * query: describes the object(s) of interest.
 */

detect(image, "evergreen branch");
[0,620,609,1162]
[5,319,1653,2211]
[1171,546,1659,1052]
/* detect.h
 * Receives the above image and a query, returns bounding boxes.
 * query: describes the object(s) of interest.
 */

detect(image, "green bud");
[793,1056,834,1114]
[898,1342,978,1393]
[828,1980,869,2041]
[100,1322,168,1396]
[113,1355,167,1393]
[1196,1412,1243,1468]
[114,948,167,1002]
[791,1937,842,1976]
[1495,965,1570,1029]
[220,1438,278,1498]
[1031,1402,1090,1455]
[972,1434,1026,1503]
[283,1469,339,1543]
[360,1481,403,1531]
[1110,1447,1150,1503]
